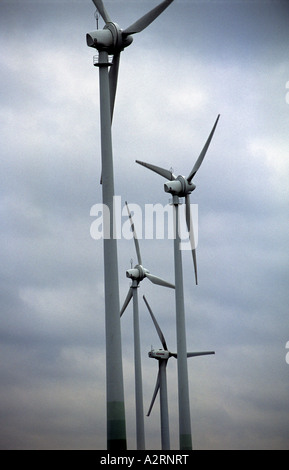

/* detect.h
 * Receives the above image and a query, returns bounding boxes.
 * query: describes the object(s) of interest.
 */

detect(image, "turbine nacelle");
[86,23,133,54]
[148,349,171,360]
[164,175,196,197]
[126,265,148,281]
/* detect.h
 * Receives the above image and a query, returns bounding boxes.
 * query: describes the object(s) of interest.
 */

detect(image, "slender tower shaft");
[172,196,192,450]
[98,50,126,450]
[132,282,146,449]
[159,361,170,450]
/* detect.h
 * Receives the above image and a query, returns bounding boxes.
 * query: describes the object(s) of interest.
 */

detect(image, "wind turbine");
[86,0,174,450]
[143,295,214,451]
[120,202,174,450]
[136,114,220,450]
[87,0,174,122]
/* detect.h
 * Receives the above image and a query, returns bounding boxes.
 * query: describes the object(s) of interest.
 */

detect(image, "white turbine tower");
[120,202,174,450]
[86,0,174,450]
[136,114,220,450]
[143,295,214,451]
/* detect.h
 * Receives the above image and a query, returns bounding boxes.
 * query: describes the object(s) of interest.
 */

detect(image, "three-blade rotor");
[143,296,215,416]
[136,114,220,285]
[120,202,175,316]
[88,0,174,121]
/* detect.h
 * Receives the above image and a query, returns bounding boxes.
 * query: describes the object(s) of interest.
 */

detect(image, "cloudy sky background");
[1,0,289,450]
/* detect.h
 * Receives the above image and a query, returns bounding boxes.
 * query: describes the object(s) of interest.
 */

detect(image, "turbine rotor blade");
[91,0,111,24]
[123,0,174,35]
[187,351,215,357]
[120,287,133,316]
[143,295,168,350]
[136,160,176,181]
[185,195,198,285]
[145,272,175,289]
[170,351,215,358]
[125,201,142,266]
[147,369,161,417]
[109,52,120,123]
[187,114,220,183]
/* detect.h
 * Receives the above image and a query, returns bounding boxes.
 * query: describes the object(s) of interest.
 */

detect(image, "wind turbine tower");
[120,202,174,450]
[143,295,214,451]
[136,115,220,450]
[86,0,175,450]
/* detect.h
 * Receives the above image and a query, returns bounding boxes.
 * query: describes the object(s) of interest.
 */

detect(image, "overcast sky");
[1,0,289,450]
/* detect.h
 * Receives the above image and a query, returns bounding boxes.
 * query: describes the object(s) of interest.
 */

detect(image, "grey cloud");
[0,0,289,450]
